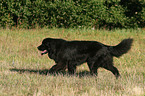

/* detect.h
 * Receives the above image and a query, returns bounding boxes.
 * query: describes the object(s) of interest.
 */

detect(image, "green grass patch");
[0,28,145,96]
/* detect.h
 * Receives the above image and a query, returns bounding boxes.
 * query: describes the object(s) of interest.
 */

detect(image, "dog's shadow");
[10,68,49,75]
[10,68,91,77]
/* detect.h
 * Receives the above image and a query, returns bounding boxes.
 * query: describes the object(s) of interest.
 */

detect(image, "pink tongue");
[41,50,47,54]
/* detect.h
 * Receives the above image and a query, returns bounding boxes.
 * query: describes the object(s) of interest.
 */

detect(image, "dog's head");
[37,38,65,56]
[37,38,51,55]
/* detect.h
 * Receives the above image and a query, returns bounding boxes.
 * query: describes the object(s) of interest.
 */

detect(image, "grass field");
[0,28,145,96]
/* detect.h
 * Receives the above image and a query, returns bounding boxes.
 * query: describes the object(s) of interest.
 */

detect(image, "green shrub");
[0,0,145,29]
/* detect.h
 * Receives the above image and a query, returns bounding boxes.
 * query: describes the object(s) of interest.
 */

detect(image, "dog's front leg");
[48,63,67,73]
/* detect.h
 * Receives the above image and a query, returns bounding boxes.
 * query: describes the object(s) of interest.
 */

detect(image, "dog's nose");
[37,46,40,49]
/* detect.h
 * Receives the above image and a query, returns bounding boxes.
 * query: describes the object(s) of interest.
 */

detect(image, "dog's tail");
[108,38,133,57]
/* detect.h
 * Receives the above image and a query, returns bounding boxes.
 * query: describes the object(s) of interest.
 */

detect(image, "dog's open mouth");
[41,50,48,55]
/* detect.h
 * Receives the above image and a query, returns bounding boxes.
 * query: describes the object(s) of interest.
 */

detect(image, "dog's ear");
[48,41,56,52]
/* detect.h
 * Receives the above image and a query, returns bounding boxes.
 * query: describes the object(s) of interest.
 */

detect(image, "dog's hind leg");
[103,65,120,79]
[100,55,120,79]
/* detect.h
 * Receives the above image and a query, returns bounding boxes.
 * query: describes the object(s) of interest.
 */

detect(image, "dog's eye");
[42,44,46,47]
[45,42,50,47]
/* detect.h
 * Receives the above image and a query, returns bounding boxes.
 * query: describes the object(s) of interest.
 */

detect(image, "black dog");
[37,38,133,79]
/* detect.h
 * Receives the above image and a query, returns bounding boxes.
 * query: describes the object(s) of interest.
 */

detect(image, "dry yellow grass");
[0,28,145,96]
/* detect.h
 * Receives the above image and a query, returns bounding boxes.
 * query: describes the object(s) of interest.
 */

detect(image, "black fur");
[37,38,133,79]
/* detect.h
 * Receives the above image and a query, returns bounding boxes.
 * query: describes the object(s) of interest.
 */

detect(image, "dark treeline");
[0,0,145,29]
